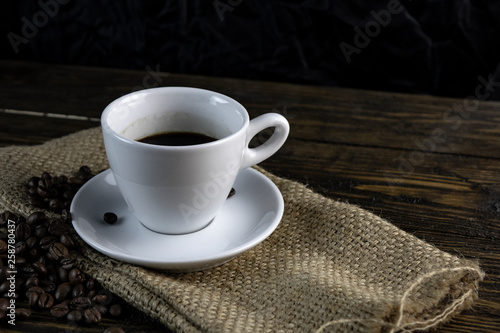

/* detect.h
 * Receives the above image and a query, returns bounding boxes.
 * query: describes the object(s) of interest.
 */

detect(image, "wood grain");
[0,60,499,332]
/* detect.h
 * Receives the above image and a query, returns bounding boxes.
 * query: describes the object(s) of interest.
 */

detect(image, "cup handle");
[240,113,290,169]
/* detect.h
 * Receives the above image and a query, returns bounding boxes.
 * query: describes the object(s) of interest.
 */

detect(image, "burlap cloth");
[0,127,484,332]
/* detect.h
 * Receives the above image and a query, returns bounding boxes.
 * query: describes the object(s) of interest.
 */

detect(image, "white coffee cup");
[101,87,289,234]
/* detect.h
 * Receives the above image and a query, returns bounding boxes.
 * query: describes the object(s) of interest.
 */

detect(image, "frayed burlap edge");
[0,127,484,333]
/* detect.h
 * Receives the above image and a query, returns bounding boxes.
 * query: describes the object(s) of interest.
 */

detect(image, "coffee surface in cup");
[137,131,217,146]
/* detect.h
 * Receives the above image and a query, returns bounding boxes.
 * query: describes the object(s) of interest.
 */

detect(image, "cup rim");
[101,87,249,150]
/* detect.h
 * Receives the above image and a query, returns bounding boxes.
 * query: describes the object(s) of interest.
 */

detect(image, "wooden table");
[1,60,499,332]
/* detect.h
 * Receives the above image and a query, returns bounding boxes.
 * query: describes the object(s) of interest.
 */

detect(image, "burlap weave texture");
[0,127,483,332]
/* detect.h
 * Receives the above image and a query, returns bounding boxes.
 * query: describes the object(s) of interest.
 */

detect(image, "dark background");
[1,0,500,100]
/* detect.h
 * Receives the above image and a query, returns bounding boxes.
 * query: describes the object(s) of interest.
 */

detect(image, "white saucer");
[71,168,284,272]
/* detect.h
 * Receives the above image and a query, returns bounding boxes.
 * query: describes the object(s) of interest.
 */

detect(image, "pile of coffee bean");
[0,211,125,327]
[0,167,127,332]
[27,166,94,214]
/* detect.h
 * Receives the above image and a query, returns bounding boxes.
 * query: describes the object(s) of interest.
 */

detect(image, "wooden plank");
[2,60,500,159]
[0,112,99,146]
[0,61,500,157]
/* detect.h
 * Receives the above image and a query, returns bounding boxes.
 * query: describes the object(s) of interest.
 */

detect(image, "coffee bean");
[0,214,7,226]
[27,176,40,188]
[34,224,48,238]
[93,303,108,315]
[67,309,83,322]
[39,279,56,293]
[78,166,93,178]
[41,171,52,180]
[0,298,9,312]
[72,283,85,298]
[26,286,44,297]
[51,303,69,318]
[26,291,40,308]
[0,212,16,225]
[21,263,37,277]
[27,211,46,225]
[0,267,8,280]
[16,255,27,266]
[60,208,72,223]
[87,290,96,299]
[32,261,47,275]
[70,296,92,310]
[58,266,69,282]
[15,307,31,320]
[86,278,95,291]
[60,234,74,248]
[39,235,56,250]
[0,281,9,294]
[15,241,27,255]
[104,327,126,333]
[28,247,39,259]
[0,240,6,254]
[25,276,39,288]
[109,303,122,317]
[27,186,38,195]
[60,255,77,270]
[62,190,75,201]
[68,268,85,285]
[53,175,67,185]
[38,178,52,189]
[84,307,102,324]
[55,282,72,302]
[228,187,236,198]
[68,176,85,186]
[15,222,31,240]
[93,293,109,305]
[103,212,118,224]
[14,278,24,291]
[38,292,54,309]
[49,242,69,260]
[49,198,64,212]
[37,185,51,198]
[25,236,37,249]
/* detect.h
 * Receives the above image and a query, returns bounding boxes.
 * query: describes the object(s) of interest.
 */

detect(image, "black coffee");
[137,131,217,146]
